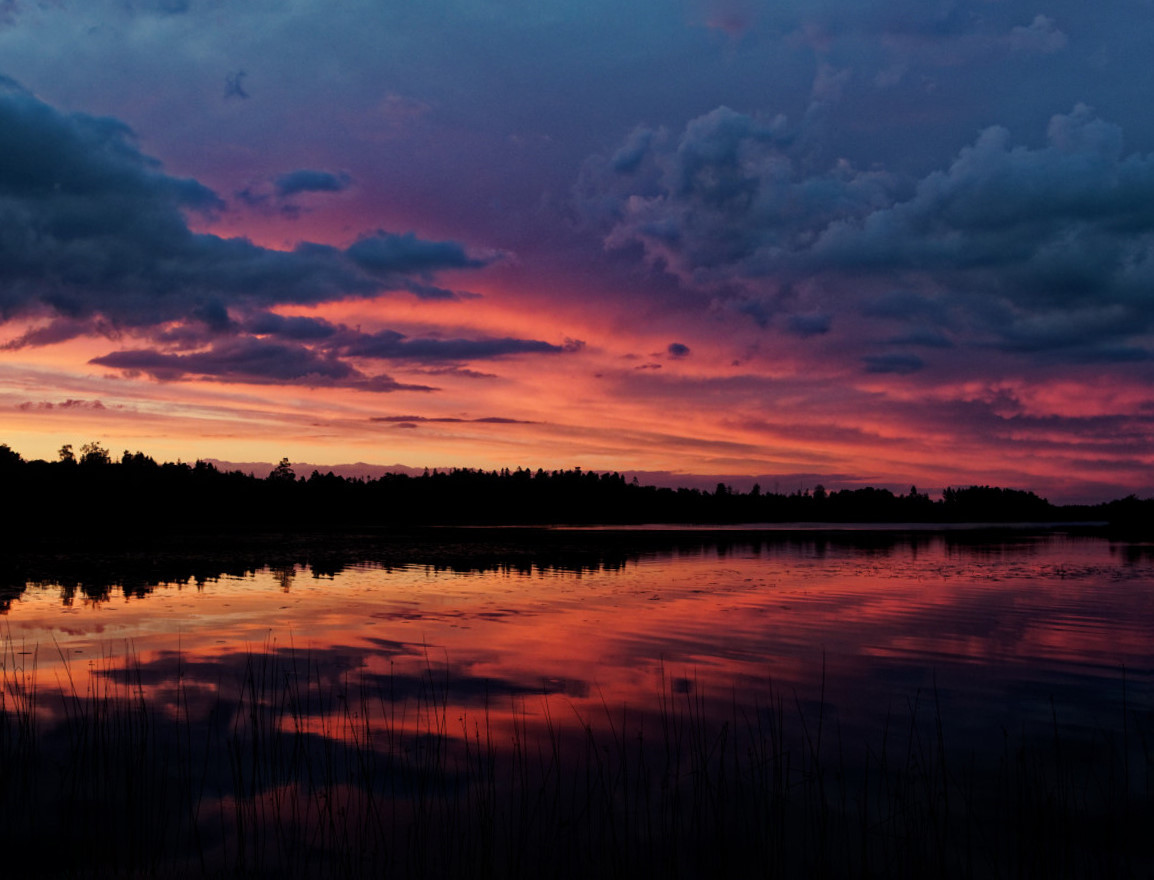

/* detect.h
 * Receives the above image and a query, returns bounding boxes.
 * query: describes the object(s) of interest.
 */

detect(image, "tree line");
[1,441,1149,538]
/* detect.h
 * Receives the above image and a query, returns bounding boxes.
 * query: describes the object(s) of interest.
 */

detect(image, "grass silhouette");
[0,637,1149,879]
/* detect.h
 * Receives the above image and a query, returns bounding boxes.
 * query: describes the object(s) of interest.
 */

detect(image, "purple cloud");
[274,169,352,198]
[862,353,924,374]
[90,338,435,391]
[338,329,564,362]
[0,78,495,329]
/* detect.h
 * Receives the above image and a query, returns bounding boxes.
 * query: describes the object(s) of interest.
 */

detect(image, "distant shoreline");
[541,519,1114,532]
[2,441,1151,543]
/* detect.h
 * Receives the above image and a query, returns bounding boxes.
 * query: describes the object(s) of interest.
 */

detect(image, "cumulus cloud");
[0,78,578,390]
[583,103,1154,362]
[0,78,495,330]
[581,104,897,300]
[0,74,592,395]
[1008,15,1067,55]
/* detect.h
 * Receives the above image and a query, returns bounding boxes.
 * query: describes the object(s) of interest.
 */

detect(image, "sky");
[1,0,1152,503]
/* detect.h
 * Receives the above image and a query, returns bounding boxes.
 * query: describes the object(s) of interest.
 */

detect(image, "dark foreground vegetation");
[2,442,1150,539]
[0,642,1149,880]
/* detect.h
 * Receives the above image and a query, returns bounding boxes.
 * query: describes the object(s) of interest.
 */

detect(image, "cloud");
[1008,15,1067,55]
[862,353,924,374]
[77,306,571,387]
[667,342,691,358]
[17,398,112,411]
[410,366,499,380]
[236,169,353,217]
[693,0,757,36]
[90,338,436,391]
[0,77,575,392]
[584,103,1154,360]
[785,313,832,337]
[378,93,432,124]
[370,415,536,424]
[885,329,953,349]
[345,231,492,279]
[129,0,191,15]
[337,329,564,362]
[273,169,352,198]
[1,316,119,349]
[582,103,897,302]
[239,311,338,341]
[224,70,248,99]
[0,78,495,330]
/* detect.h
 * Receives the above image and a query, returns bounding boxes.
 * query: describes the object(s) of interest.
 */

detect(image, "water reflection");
[1,529,1152,877]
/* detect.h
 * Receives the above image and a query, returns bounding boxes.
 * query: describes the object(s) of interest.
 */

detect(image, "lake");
[2,528,1151,878]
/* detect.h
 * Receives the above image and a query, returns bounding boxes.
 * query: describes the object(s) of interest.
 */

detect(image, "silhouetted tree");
[80,441,111,466]
[0,440,1139,538]
[269,458,296,482]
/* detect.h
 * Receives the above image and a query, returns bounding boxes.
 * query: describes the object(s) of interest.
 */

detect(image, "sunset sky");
[2,0,1153,502]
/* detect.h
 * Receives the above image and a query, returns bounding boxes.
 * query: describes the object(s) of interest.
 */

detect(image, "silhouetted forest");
[1,441,1149,542]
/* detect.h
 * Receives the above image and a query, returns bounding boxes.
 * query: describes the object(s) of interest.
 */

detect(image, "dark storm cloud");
[585,103,1154,359]
[0,78,493,329]
[273,169,352,198]
[90,338,435,392]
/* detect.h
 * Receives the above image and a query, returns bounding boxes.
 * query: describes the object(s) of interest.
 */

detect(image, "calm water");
[5,532,1154,741]
[3,529,1152,877]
